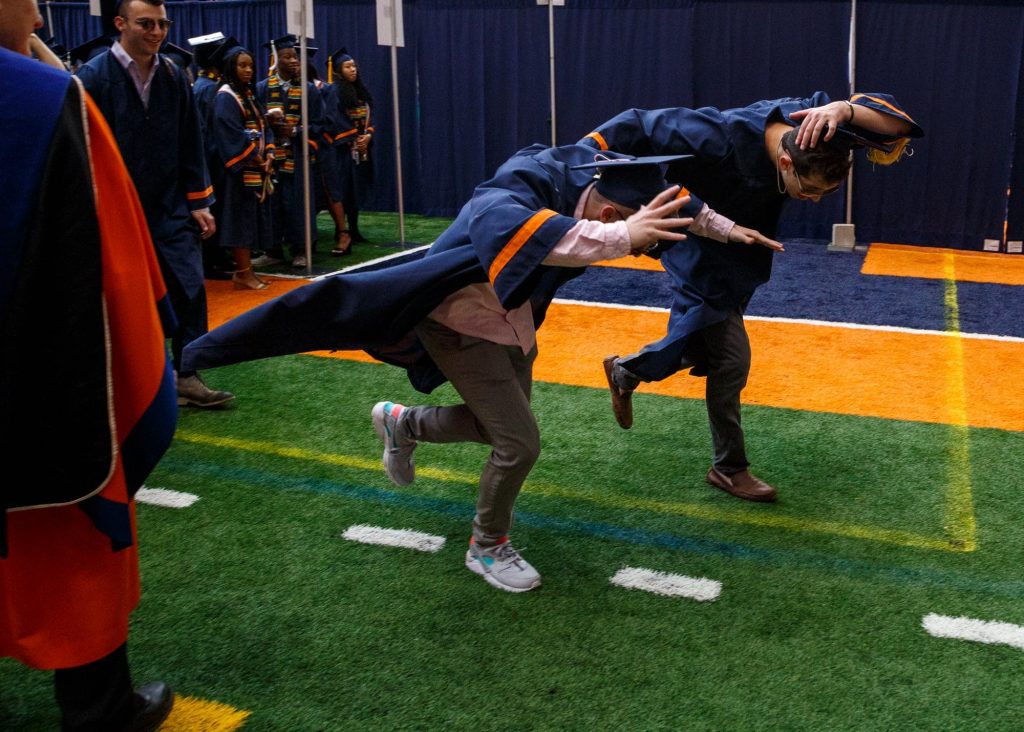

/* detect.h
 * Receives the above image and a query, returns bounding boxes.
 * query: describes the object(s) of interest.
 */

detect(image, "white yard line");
[342,525,446,553]
[922,613,1024,651]
[136,487,200,509]
[609,567,721,602]
[551,297,1024,343]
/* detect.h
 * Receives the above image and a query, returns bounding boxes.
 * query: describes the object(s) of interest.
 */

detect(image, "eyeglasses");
[122,17,173,31]
[792,167,841,198]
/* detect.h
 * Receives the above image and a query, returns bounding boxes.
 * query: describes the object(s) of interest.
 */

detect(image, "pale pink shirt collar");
[111,40,159,108]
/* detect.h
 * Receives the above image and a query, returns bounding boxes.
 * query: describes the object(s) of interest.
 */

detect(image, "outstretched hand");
[789,101,851,150]
[625,186,694,255]
[728,224,784,252]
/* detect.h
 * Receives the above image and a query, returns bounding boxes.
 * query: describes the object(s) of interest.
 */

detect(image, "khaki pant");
[402,318,540,546]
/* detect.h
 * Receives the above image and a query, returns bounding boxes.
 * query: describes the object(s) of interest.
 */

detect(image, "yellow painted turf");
[160,695,250,731]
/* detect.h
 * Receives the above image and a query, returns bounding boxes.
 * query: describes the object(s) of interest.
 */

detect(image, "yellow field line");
[161,695,251,731]
[941,253,977,551]
[175,431,969,553]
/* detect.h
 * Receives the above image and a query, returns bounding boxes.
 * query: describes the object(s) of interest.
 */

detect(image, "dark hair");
[780,128,850,185]
[334,58,373,109]
[116,0,164,15]
[221,49,265,120]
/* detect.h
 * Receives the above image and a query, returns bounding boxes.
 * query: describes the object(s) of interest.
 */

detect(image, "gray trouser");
[402,318,540,546]
[616,309,751,473]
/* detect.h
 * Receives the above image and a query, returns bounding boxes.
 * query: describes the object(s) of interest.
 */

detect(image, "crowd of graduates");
[53,27,376,287]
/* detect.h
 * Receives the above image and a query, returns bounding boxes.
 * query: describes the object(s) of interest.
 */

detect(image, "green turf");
[3,355,1023,730]
[255,211,453,276]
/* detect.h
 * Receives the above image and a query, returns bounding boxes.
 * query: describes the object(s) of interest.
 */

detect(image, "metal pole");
[45,1,54,38]
[300,23,313,274]
[391,1,405,245]
[846,0,856,226]
[548,0,556,146]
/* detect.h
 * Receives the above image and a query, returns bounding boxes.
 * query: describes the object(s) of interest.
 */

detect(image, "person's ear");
[113,15,127,32]
[598,204,618,223]
[778,151,793,173]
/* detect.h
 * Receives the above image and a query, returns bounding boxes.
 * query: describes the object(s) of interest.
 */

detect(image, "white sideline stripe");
[551,297,1024,343]
[136,487,200,509]
[922,613,1024,651]
[609,567,721,602]
[313,244,432,280]
[342,525,446,553]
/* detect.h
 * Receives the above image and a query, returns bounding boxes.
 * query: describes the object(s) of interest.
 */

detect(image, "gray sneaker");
[250,254,283,267]
[291,255,308,268]
[371,401,416,486]
[177,373,235,408]
[465,538,541,593]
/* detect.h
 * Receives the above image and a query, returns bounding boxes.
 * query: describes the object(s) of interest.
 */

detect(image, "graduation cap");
[264,34,318,56]
[785,97,924,166]
[161,42,193,69]
[207,37,248,73]
[43,36,69,60]
[188,31,225,68]
[69,35,113,66]
[326,47,353,82]
[571,154,693,211]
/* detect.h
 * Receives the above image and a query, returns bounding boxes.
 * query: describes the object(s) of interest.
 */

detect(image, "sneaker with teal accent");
[465,537,541,593]
[372,401,416,486]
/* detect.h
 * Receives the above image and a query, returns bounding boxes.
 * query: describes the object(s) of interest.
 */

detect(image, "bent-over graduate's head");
[776,129,851,201]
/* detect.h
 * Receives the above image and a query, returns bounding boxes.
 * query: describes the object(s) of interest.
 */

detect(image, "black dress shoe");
[127,681,173,732]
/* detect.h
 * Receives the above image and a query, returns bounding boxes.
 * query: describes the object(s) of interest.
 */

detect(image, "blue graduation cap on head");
[161,41,193,69]
[571,154,692,211]
[327,47,352,82]
[264,34,318,55]
[188,31,225,69]
[207,37,248,73]
[43,36,68,59]
[785,95,925,166]
[69,35,113,66]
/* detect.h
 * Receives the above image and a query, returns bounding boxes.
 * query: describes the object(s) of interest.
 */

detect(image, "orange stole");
[0,93,169,670]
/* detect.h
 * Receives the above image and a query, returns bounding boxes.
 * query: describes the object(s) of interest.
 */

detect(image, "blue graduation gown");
[183,143,697,391]
[256,74,326,246]
[210,86,274,251]
[583,91,921,381]
[78,51,214,300]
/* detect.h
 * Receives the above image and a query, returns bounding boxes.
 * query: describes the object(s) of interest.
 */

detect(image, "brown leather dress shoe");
[603,355,633,429]
[706,467,777,503]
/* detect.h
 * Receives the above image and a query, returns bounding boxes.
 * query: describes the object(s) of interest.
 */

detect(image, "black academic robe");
[78,49,214,300]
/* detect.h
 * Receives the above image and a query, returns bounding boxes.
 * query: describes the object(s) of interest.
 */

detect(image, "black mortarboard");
[161,42,193,69]
[69,35,113,66]
[264,34,317,56]
[188,31,225,68]
[207,36,248,72]
[43,37,68,59]
[571,154,692,211]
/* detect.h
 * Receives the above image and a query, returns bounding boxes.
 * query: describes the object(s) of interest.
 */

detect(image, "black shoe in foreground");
[127,681,173,732]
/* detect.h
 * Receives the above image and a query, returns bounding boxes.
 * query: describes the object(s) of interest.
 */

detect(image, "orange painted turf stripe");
[864,243,1024,285]
[205,285,1024,432]
[487,209,559,285]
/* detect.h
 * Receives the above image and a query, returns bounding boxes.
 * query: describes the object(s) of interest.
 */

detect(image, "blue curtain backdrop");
[43,0,1024,250]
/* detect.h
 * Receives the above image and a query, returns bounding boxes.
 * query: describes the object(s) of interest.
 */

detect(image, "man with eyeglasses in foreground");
[77,0,235,409]
[591,92,923,503]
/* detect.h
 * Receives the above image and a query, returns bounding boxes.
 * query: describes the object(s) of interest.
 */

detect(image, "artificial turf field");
[3,218,1024,730]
